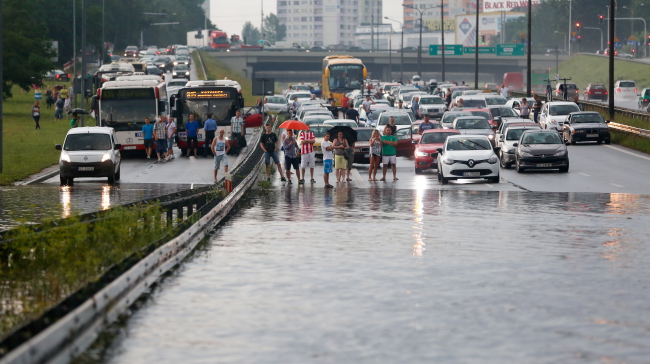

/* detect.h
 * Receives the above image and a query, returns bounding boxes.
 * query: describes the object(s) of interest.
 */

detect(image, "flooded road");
[87,187,650,363]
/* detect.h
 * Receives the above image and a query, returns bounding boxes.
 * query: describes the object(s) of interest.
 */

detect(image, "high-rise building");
[403,0,476,30]
[277,0,382,47]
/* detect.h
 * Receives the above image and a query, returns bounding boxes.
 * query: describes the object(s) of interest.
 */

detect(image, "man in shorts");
[142,117,154,160]
[282,129,301,184]
[185,114,199,157]
[211,129,230,183]
[381,126,398,181]
[259,123,286,182]
[153,115,168,162]
[299,126,316,184]
[320,132,334,188]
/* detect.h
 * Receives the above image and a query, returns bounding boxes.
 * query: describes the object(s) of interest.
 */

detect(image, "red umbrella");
[279,120,309,130]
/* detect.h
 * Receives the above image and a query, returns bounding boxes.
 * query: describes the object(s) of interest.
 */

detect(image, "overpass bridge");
[205,49,569,84]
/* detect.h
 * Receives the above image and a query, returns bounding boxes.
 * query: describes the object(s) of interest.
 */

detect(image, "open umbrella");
[67,108,90,115]
[327,125,357,144]
[279,119,309,130]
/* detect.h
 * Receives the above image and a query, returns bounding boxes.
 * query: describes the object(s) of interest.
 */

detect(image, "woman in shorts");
[332,131,349,183]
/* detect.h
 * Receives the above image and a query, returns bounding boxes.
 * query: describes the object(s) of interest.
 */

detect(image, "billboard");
[455,12,524,47]
[423,19,456,32]
[483,0,541,12]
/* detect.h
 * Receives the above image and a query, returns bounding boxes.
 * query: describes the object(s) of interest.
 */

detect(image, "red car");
[464,108,497,127]
[414,129,461,174]
[411,120,442,143]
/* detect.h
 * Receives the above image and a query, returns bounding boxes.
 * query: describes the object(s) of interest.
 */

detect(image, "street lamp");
[402,4,424,77]
[385,16,404,82]
[568,0,572,56]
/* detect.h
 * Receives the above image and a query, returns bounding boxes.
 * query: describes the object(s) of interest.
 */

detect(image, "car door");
[395,127,414,157]
[539,105,548,128]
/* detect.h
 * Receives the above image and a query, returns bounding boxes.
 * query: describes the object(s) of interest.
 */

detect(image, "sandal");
[394,177,399,181]
[380,178,386,181]
[346,178,352,181]
[325,184,334,188]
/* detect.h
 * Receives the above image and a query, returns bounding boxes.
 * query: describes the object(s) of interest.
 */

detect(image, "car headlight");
[488,155,498,164]
[124,53,127,56]
[552,150,566,157]
[416,151,428,157]
[159,64,164,67]
[419,108,426,112]
[487,134,494,139]
[173,62,178,65]
[442,156,455,165]
[60,152,71,163]
[520,151,533,157]
[573,129,586,133]
[101,153,112,162]
[173,72,177,75]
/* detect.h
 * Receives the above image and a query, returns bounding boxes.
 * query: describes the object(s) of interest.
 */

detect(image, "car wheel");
[499,153,510,169]
[108,172,116,184]
[415,168,423,174]
[559,161,569,173]
[605,138,611,145]
[60,175,67,186]
[597,139,602,145]
[67,178,74,186]
[515,160,525,173]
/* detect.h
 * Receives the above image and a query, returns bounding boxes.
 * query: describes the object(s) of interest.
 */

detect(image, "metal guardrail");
[608,122,650,138]
[0,119,274,364]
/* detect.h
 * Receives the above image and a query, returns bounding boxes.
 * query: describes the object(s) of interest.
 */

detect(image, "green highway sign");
[429,44,464,56]
[497,43,525,56]
[463,46,496,54]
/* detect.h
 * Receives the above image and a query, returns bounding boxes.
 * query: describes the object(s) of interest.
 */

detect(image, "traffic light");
[577,35,582,42]
[481,35,486,42]
[599,15,604,24]
[647,35,650,46]
[575,22,581,32]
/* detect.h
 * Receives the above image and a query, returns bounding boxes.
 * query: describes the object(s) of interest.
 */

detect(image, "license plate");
[463,172,480,177]
[135,132,144,137]
[78,166,94,171]
[364,154,370,158]
[594,92,602,94]
[587,134,598,138]
[123,146,136,150]
[536,163,552,168]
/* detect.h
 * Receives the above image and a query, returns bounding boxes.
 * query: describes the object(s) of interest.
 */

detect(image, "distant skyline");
[209,0,405,37]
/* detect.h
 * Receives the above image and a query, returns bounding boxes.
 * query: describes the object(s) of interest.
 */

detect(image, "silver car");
[498,125,541,168]
[451,116,496,146]
[418,95,447,119]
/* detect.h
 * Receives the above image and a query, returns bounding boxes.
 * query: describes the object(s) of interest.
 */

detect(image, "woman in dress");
[368,129,382,181]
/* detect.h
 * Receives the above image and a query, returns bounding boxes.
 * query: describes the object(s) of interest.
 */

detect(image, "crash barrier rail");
[607,122,650,139]
[0,118,274,364]
[195,49,208,80]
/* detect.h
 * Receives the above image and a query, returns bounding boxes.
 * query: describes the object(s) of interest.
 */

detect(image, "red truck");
[503,73,524,92]
[210,31,230,50]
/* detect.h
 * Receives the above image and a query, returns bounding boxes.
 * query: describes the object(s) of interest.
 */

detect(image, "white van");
[55,127,122,185]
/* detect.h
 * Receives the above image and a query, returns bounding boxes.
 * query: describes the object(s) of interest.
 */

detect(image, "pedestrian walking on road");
[332,131,349,183]
[381,126,398,181]
[387,116,397,136]
[32,101,41,130]
[166,116,176,159]
[299,126,316,184]
[345,135,355,182]
[418,115,436,134]
[260,123,286,182]
[262,97,270,119]
[397,100,404,109]
[321,132,334,188]
[203,113,217,158]
[211,129,230,183]
[154,116,168,162]
[362,95,375,114]
[411,96,421,119]
[533,95,542,123]
[58,85,70,101]
[499,84,510,98]
[54,98,64,123]
[368,130,382,181]
[142,117,154,159]
[230,110,244,156]
[282,129,301,184]
[322,99,340,119]
[345,106,359,123]
[255,97,263,114]
[445,89,452,107]
[185,114,199,157]
[341,94,350,115]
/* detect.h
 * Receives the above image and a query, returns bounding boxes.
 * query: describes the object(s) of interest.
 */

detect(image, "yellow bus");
[322,55,367,106]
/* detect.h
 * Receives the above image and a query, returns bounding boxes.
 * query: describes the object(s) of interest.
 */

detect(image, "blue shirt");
[419,122,436,133]
[185,120,199,137]
[142,124,154,140]
[204,118,217,131]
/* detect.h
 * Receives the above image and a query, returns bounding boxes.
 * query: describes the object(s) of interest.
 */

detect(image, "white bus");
[92,78,168,151]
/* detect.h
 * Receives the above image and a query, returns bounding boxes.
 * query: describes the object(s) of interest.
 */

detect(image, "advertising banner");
[483,0,541,12]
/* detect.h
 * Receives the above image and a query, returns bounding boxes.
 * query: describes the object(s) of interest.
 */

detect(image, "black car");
[309,46,328,52]
[348,46,364,52]
[562,111,611,145]
[152,56,173,72]
[45,70,70,82]
[172,64,190,80]
[146,66,163,76]
[514,130,569,173]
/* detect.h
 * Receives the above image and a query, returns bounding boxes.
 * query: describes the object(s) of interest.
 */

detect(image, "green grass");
[196,50,254,106]
[0,83,74,185]
[190,51,207,80]
[558,54,650,91]
[610,130,650,155]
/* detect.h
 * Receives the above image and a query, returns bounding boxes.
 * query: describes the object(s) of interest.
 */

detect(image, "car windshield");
[498,108,519,117]
[294,85,310,91]
[153,57,170,62]
[267,96,285,104]
[619,81,636,88]
[451,91,464,99]
[100,99,157,131]
[571,114,605,123]
[565,84,577,90]
[506,128,530,140]
[421,132,458,144]
[378,114,412,125]
[356,129,373,140]
[442,112,471,124]
[446,138,491,150]
[174,65,189,70]
[177,56,188,61]
[420,97,444,105]
[310,125,331,137]
[168,81,187,87]
[521,132,563,144]
[454,118,491,129]
[327,64,364,92]
[289,93,311,100]
[461,100,487,108]
[64,133,112,151]
[325,121,356,127]
[485,96,508,105]
[549,104,580,116]
[367,109,387,120]
[304,116,332,125]
[469,111,491,120]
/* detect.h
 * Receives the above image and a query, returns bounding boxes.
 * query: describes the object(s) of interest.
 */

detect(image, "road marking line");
[579,172,590,177]
[485,184,493,188]
[351,168,367,188]
[604,145,650,162]
[611,183,624,188]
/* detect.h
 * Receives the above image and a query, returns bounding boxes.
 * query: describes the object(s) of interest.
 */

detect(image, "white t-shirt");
[166,122,176,137]
[263,103,269,113]
[321,140,333,160]
[500,87,510,98]
[362,100,373,112]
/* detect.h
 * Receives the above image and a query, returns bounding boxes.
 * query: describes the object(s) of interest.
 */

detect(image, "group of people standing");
[141,115,177,162]
[29,84,73,130]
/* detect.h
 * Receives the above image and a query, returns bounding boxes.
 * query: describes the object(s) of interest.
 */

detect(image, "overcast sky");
[209,0,404,37]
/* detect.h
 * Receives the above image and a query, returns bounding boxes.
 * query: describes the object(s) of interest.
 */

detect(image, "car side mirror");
[55,144,62,150]
[411,139,418,144]
[512,142,519,147]
[565,141,571,145]
[436,148,443,154]
[114,144,121,150]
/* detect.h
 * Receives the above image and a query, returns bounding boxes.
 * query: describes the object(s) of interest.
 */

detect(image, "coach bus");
[93,77,168,151]
[321,55,367,106]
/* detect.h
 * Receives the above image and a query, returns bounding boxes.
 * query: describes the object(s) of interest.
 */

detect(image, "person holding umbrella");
[282,129,301,184]
[332,131,350,183]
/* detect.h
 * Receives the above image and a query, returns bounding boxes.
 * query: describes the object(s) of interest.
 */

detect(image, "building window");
[315,24,323,29]
[294,17,300,21]
[302,0,307,3]
[302,33,308,37]
[278,9,286,14]
[293,1,299,4]
[278,1,286,5]
[294,33,300,37]
[315,0,322,4]
[279,17,286,22]
[294,25,299,29]
[315,8,322,13]
[301,16,307,21]
[314,16,322,21]
[301,25,308,29]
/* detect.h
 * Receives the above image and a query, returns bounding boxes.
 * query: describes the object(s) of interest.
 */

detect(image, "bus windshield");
[180,99,237,128]
[101,99,157,131]
[328,64,364,92]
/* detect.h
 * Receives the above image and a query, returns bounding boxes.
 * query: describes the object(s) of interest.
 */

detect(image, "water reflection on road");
[89,187,650,363]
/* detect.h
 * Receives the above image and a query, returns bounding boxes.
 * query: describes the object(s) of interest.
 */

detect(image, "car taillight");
[56,75,60,79]
[67,74,70,78]
[604,92,608,94]
[617,88,621,92]
[635,88,638,93]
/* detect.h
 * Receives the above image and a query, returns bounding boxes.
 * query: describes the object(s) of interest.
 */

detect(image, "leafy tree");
[242,22,261,45]
[263,13,287,44]
[2,0,56,98]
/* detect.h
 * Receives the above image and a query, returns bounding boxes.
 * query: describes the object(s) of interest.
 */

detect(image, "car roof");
[521,129,558,134]
[504,125,541,130]
[422,128,460,134]
[323,120,355,124]
[463,108,490,112]
[447,134,489,140]
[454,116,488,120]
[66,126,114,135]
[546,101,578,105]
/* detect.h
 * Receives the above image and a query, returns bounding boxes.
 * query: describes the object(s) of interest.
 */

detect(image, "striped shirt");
[300,131,315,154]
[231,116,244,133]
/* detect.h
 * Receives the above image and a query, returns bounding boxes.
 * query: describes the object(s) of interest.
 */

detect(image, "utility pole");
[261,0,264,39]
[475,0,479,89]
[371,13,374,52]
[568,0,572,56]
[0,0,4,173]
[441,0,445,82]
[102,0,105,65]
[608,0,615,119]
[73,0,77,108]
[81,0,86,126]
[526,0,532,97]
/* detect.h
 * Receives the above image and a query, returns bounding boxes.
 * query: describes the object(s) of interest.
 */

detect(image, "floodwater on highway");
[83,187,650,363]
[0,183,203,231]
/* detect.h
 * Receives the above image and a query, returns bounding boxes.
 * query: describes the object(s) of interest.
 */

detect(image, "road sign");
[496,43,525,56]
[614,42,622,49]
[627,40,637,46]
[429,44,464,56]
[463,46,496,54]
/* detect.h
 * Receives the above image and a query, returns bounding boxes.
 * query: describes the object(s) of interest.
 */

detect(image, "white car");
[614,80,637,102]
[55,127,122,185]
[451,116,497,146]
[265,95,289,113]
[418,95,447,119]
[375,111,414,134]
[436,135,500,184]
[166,78,189,98]
[440,111,472,129]
[538,101,580,131]
[323,120,357,127]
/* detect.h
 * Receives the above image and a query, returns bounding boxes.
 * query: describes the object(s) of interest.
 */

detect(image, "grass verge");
[197,50,254,106]
[558,54,650,91]
[610,130,650,155]
[190,51,207,80]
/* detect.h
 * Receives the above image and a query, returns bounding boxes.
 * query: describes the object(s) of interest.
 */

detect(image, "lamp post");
[402,4,424,77]
[475,0,480,89]
[385,17,404,82]
[584,26,604,51]
[608,0,615,119]
[441,0,445,82]
[568,0,572,56]
[73,0,77,108]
